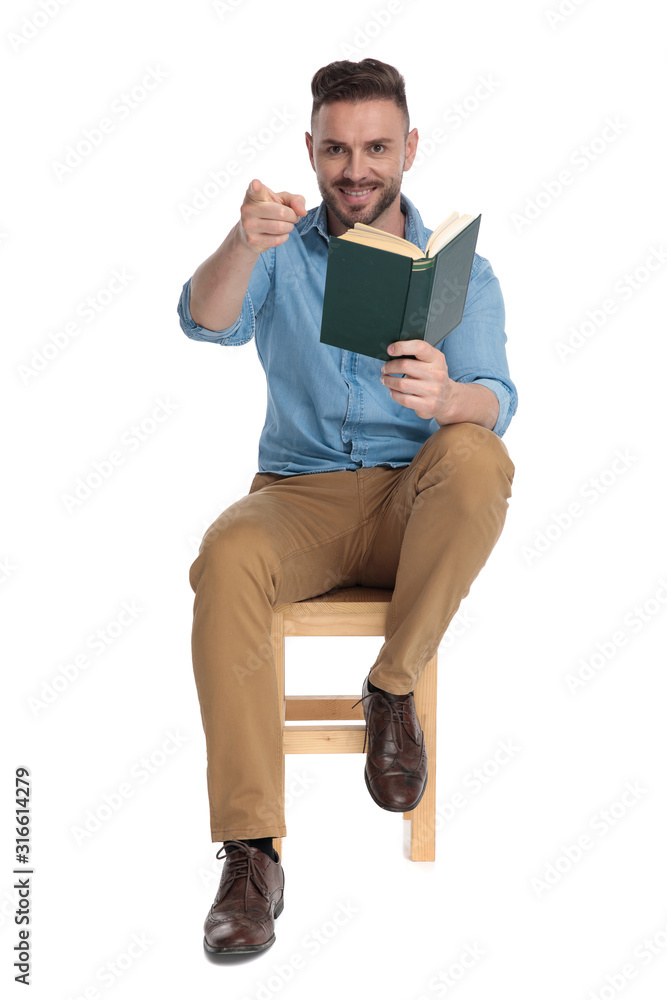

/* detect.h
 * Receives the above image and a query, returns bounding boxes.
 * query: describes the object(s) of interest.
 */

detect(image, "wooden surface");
[285,695,364,721]
[276,586,395,637]
[272,587,437,862]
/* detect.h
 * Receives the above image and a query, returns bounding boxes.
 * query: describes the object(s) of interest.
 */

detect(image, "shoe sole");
[203,895,285,955]
[364,764,428,813]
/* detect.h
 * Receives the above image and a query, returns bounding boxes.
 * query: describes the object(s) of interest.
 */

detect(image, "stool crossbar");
[270,586,437,861]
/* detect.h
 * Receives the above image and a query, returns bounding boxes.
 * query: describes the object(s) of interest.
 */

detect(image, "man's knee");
[189,504,279,592]
[428,422,514,481]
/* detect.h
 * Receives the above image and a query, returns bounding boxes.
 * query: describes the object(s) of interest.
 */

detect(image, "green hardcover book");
[320,211,481,362]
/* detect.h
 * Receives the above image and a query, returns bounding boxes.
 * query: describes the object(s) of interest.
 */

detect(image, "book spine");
[423,215,481,346]
[399,261,435,341]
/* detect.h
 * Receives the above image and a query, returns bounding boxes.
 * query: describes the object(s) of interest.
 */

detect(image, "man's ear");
[403,127,419,172]
[305,132,316,171]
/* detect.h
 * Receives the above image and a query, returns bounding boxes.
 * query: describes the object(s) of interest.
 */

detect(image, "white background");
[2,0,666,997]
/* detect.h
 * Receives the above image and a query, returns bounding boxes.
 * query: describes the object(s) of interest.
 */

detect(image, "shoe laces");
[351,690,416,754]
[215,841,270,910]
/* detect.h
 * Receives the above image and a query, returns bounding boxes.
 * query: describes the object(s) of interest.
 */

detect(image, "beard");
[317,172,402,231]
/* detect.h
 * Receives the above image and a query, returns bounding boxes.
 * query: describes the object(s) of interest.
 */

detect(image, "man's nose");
[342,150,370,182]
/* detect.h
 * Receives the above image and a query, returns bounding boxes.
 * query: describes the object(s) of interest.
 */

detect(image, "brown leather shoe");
[353,674,427,812]
[203,841,284,955]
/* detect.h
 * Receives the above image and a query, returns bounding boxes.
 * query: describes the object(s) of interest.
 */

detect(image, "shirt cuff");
[177,277,251,344]
[470,378,516,437]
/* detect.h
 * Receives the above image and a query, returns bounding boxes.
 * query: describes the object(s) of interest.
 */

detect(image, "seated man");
[177,57,517,957]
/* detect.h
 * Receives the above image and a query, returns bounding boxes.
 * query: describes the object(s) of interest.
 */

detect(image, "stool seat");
[271,586,437,861]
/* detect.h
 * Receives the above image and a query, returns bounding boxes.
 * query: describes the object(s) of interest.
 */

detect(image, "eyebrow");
[319,137,396,146]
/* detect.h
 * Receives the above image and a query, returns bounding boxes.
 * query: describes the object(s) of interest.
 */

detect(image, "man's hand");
[380,339,500,430]
[380,340,455,422]
[238,179,307,254]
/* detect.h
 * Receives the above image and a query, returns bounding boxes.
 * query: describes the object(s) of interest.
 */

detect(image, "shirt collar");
[298,192,430,252]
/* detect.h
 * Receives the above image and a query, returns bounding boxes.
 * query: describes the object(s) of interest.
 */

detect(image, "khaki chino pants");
[188,422,515,842]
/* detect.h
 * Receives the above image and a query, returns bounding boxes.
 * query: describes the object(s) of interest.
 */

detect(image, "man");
[178,58,517,956]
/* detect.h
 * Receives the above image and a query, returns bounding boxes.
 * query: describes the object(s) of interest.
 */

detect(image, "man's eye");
[371,144,385,153]
[328,146,343,154]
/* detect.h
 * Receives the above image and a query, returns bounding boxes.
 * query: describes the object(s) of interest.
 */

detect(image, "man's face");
[306,99,418,232]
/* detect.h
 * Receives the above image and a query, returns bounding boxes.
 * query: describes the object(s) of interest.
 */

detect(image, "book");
[319,211,481,362]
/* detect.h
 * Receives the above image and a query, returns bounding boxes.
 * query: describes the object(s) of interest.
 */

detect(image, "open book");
[338,211,478,260]
[320,212,481,361]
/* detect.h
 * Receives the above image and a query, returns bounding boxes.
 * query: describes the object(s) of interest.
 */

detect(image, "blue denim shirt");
[177,193,517,476]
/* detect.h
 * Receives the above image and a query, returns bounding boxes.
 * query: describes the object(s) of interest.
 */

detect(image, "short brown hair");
[310,58,409,137]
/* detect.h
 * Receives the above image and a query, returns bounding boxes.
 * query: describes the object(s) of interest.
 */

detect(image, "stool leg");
[409,653,437,861]
[272,612,285,860]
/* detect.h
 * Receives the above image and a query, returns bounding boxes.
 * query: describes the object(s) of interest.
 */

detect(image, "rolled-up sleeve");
[177,250,273,346]
[441,255,518,437]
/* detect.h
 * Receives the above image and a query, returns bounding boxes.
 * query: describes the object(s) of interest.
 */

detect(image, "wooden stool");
[271,586,437,861]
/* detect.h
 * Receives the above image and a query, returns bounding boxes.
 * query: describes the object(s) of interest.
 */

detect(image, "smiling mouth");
[338,186,377,202]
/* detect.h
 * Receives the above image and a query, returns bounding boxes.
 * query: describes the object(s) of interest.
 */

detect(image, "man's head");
[306,58,418,235]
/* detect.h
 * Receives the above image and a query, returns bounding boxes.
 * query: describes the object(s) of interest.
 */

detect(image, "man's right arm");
[188,179,307,333]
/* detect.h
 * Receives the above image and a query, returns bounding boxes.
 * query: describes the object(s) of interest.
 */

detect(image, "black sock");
[224,837,278,862]
[367,676,413,696]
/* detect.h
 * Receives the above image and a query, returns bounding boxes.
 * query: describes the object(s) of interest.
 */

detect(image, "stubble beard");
[318,173,403,231]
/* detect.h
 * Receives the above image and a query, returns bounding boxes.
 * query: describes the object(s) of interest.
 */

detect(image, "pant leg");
[188,470,368,842]
[359,422,515,694]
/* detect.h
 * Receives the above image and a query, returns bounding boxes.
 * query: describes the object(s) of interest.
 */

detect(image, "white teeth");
[341,189,373,197]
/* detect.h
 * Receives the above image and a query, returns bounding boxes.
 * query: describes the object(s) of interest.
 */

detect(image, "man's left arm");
[379,257,518,436]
